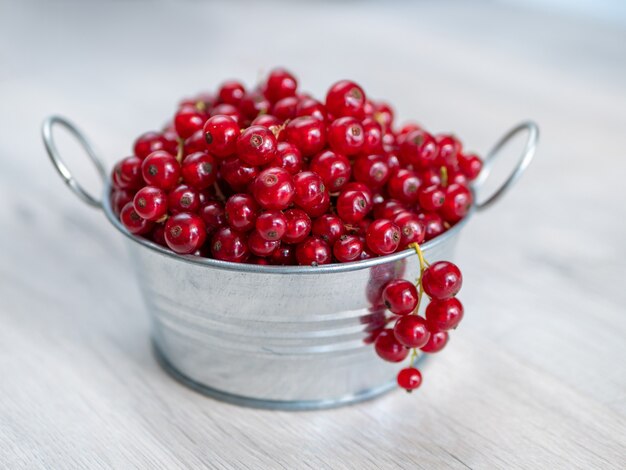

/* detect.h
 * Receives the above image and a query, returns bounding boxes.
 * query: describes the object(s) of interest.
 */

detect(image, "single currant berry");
[284,116,326,156]
[237,126,277,166]
[120,202,153,235]
[271,96,299,121]
[435,134,461,167]
[373,199,406,220]
[133,186,168,221]
[267,142,303,175]
[250,256,270,265]
[225,193,259,232]
[425,297,464,332]
[309,150,351,192]
[448,170,469,187]
[256,210,287,241]
[419,169,442,187]
[295,236,332,266]
[342,182,373,207]
[150,224,167,247]
[418,185,446,211]
[141,151,181,191]
[382,279,419,315]
[440,183,473,223]
[168,184,200,214]
[306,189,331,218]
[270,243,296,265]
[360,117,383,154]
[374,329,409,362]
[336,189,372,224]
[133,131,167,159]
[325,80,366,118]
[399,129,438,170]
[397,367,422,392]
[417,211,446,241]
[393,211,426,247]
[458,153,483,180]
[292,171,328,214]
[327,117,364,156]
[210,103,243,125]
[373,101,394,130]
[211,227,249,263]
[295,97,326,121]
[420,331,449,353]
[333,235,364,262]
[181,151,217,189]
[174,106,207,140]
[264,68,298,103]
[217,80,246,106]
[386,169,421,204]
[251,167,295,210]
[112,156,143,190]
[164,212,207,254]
[239,91,271,120]
[111,189,133,216]
[312,214,345,244]
[282,208,312,244]
[251,114,282,128]
[394,315,430,348]
[203,115,240,157]
[248,230,280,257]
[366,219,401,255]
[183,129,208,156]
[422,261,463,299]
[199,200,226,234]
[220,157,259,192]
[353,154,390,189]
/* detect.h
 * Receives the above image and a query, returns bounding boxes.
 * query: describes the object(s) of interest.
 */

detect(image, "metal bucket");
[42,117,538,410]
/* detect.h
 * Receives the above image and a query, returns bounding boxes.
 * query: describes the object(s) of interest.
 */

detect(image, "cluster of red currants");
[375,244,464,391]
[111,68,482,265]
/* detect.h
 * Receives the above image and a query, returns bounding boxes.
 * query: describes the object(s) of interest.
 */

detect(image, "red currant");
[373,199,405,220]
[211,227,249,263]
[422,261,463,299]
[132,186,167,221]
[251,114,282,128]
[295,97,326,121]
[181,151,217,189]
[237,126,277,166]
[399,129,438,170]
[336,189,372,224]
[203,115,240,158]
[218,80,246,106]
[333,235,364,262]
[312,214,345,244]
[200,200,226,233]
[458,153,483,180]
[284,116,326,156]
[267,142,303,175]
[174,106,207,140]
[309,150,351,192]
[382,279,419,315]
[256,210,287,241]
[373,101,394,130]
[141,151,181,191]
[325,80,366,118]
[271,96,298,121]
[239,92,271,120]
[164,213,207,254]
[220,157,259,192]
[393,211,425,247]
[270,243,296,265]
[248,230,280,257]
[435,134,461,167]
[440,183,473,223]
[264,68,298,103]
[374,329,408,362]
[417,212,445,241]
[120,202,153,235]
[296,236,332,266]
[292,171,328,214]
[133,131,167,159]
[112,156,143,190]
[418,185,445,211]
[420,331,449,353]
[353,154,390,189]
[111,189,133,216]
[282,208,311,244]
[425,297,464,331]
[225,193,259,232]
[327,117,364,156]
[183,129,208,156]
[251,167,295,210]
[397,367,422,391]
[365,219,401,255]
[393,315,430,348]
[168,184,200,214]
[210,103,243,125]
[387,169,421,204]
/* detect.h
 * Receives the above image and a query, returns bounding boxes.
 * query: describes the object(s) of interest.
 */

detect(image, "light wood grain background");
[1,1,625,468]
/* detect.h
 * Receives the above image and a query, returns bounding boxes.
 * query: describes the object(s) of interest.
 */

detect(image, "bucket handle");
[472,121,539,211]
[42,116,106,209]
[42,115,538,212]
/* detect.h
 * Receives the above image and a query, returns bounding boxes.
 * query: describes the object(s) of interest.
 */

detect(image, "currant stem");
[176,138,184,164]
[213,182,226,202]
[408,242,428,314]
[440,166,448,187]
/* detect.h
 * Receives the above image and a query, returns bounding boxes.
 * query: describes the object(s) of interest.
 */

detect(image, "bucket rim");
[103,180,472,275]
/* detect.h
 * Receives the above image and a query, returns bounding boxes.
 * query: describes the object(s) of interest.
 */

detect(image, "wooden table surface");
[1,1,625,468]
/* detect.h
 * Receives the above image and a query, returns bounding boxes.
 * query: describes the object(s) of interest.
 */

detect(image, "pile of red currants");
[111,69,478,392]
[111,68,482,265]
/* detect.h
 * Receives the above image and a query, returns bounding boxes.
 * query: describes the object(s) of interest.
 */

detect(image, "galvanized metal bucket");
[42,117,538,410]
